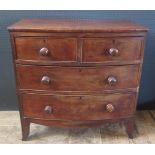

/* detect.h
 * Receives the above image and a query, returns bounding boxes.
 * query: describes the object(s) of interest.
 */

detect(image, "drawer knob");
[106,104,115,112]
[108,48,118,56]
[41,76,51,85]
[39,47,49,56]
[107,76,117,85]
[44,106,52,114]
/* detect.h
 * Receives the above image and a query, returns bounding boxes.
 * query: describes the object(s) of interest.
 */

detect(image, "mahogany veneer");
[8,19,148,140]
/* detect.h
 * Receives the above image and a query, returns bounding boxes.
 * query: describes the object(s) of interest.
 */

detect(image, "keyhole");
[112,39,115,44]
[79,69,82,72]
[43,39,46,43]
[79,96,83,100]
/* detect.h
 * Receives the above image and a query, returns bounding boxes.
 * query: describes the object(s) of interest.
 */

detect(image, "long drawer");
[17,65,139,92]
[20,93,136,121]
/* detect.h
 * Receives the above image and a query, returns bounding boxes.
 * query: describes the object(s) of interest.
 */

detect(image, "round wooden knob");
[44,106,52,114]
[41,76,51,85]
[106,104,115,112]
[107,76,117,85]
[39,47,49,56]
[108,48,119,56]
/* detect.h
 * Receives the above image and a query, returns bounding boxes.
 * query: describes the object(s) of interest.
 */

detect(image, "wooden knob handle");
[109,48,118,56]
[39,47,49,56]
[41,76,51,85]
[44,106,52,114]
[107,76,117,85]
[106,104,115,112]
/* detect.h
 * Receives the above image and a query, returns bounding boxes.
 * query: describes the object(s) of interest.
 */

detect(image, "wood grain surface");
[8,19,148,32]
[16,65,140,92]
[20,93,136,121]
[8,19,148,140]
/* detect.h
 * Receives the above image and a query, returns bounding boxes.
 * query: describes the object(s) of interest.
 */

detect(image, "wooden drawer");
[21,93,136,121]
[17,65,139,91]
[82,37,143,62]
[15,37,77,62]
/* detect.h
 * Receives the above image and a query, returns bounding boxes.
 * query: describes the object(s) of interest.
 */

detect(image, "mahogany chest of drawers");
[8,19,148,140]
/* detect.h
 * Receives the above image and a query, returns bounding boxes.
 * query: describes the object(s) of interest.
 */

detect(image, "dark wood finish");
[28,117,134,129]
[82,37,143,62]
[16,65,139,92]
[10,31,147,38]
[125,118,135,139]
[15,37,77,62]
[8,19,148,33]
[21,118,30,141]
[20,93,136,121]
[8,19,148,140]
[15,59,142,66]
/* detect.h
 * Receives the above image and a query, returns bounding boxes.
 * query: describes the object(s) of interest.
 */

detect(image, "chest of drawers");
[8,19,148,140]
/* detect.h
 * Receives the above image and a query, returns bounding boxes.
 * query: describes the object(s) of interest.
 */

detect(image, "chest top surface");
[8,19,148,33]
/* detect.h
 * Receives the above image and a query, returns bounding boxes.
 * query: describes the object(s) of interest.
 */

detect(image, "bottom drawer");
[20,93,136,121]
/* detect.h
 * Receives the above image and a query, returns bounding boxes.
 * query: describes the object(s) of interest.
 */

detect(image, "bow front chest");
[8,19,148,140]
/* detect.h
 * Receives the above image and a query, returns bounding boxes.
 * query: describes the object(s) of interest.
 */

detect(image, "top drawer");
[15,37,77,62]
[82,37,143,62]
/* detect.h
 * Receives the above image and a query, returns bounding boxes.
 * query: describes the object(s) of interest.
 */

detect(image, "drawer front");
[82,37,143,62]
[15,37,77,61]
[21,93,136,121]
[17,65,139,91]
[20,94,135,120]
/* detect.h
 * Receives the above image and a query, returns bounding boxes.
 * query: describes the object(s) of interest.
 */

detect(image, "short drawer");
[21,93,136,121]
[82,37,143,62]
[15,37,77,62]
[17,65,139,91]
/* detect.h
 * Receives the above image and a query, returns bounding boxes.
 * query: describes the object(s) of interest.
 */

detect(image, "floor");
[0,110,155,144]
